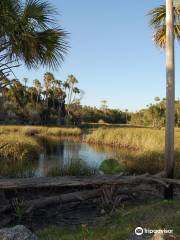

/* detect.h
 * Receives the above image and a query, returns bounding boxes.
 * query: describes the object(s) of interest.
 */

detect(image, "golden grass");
[0,133,40,162]
[85,127,164,150]
[0,125,82,137]
[0,133,40,177]
[45,127,81,137]
[0,126,81,177]
[85,127,180,176]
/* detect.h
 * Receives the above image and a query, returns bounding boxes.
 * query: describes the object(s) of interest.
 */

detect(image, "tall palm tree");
[165,0,175,199]
[44,72,54,109]
[150,1,175,199]
[66,75,78,105]
[0,0,68,79]
[33,79,42,104]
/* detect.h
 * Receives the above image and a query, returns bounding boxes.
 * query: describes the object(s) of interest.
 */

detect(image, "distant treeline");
[1,79,180,128]
[0,73,82,125]
[130,98,180,128]
[0,73,129,126]
[69,105,129,125]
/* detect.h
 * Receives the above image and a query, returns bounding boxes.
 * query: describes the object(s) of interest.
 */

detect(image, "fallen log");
[0,183,162,215]
[25,189,102,214]
[0,189,102,214]
[0,173,172,190]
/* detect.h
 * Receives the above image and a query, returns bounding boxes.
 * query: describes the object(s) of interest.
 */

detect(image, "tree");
[100,100,108,111]
[154,96,161,102]
[164,0,175,199]
[150,1,175,199]
[33,79,42,104]
[64,75,80,119]
[0,0,68,81]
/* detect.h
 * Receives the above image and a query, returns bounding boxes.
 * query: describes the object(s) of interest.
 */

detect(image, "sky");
[14,0,180,111]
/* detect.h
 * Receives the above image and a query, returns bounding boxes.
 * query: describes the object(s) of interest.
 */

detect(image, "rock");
[0,225,38,240]
[152,233,180,240]
[151,233,164,240]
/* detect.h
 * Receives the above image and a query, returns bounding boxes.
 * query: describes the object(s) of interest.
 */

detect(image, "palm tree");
[150,0,175,199]
[164,0,175,199]
[44,72,55,109]
[66,75,78,105]
[33,79,42,104]
[0,0,68,79]
[149,2,180,47]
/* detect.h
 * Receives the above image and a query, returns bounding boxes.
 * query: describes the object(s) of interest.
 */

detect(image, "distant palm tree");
[33,79,42,104]
[0,0,68,80]
[149,3,180,47]
[66,75,78,105]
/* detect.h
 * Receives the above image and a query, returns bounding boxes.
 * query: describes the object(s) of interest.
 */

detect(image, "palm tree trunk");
[164,0,175,199]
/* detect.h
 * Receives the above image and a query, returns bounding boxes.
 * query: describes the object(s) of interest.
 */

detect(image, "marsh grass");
[0,133,39,177]
[0,126,82,177]
[0,133,40,161]
[46,158,97,177]
[45,127,81,137]
[85,127,180,176]
[0,125,82,137]
[0,159,36,178]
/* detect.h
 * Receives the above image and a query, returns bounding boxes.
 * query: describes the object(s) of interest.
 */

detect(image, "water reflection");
[36,137,113,177]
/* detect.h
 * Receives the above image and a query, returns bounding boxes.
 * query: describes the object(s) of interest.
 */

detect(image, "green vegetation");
[0,0,68,73]
[99,159,122,175]
[0,73,82,125]
[71,104,128,125]
[12,198,26,222]
[130,98,180,128]
[0,72,129,125]
[37,200,180,240]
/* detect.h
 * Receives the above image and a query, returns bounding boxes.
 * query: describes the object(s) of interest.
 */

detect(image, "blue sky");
[15,0,179,111]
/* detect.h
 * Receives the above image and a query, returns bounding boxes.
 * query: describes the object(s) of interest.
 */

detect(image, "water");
[36,137,114,177]
[0,136,166,178]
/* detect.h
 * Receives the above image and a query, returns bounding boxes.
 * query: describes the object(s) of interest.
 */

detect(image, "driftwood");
[1,173,180,227]
[0,173,179,191]
[25,189,101,214]
[0,186,158,215]
[0,189,101,214]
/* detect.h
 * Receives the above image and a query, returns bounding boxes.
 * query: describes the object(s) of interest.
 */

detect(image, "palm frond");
[149,4,180,47]
[0,0,69,70]
[148,5,166,28]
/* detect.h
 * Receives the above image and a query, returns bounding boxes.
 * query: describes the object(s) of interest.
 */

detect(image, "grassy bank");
[85,127,180,176]
[37,200,180,240]
[85,127,165,149]
[0,133,40,177]
[0,126,83,177]
[0,125,82,137]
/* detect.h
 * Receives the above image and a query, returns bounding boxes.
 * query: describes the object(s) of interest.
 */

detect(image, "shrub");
[99,159,123,174]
